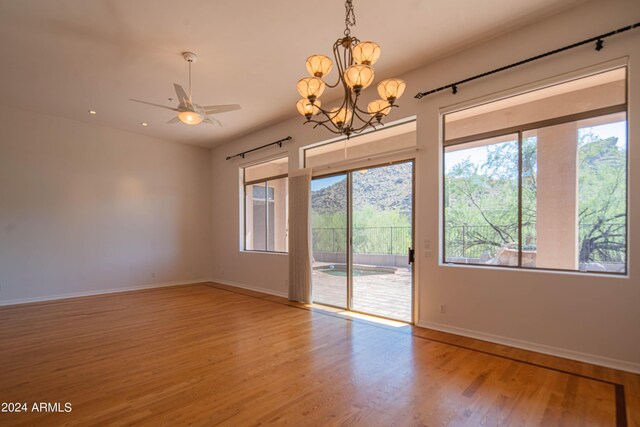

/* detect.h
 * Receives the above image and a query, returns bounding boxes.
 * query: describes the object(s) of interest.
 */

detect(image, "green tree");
[445,139,520,257]
[578,132,626,263]
[445,129,626,264]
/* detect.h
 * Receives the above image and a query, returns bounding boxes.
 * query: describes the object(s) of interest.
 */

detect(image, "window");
[443,68,627,274]
[243,157,288,253]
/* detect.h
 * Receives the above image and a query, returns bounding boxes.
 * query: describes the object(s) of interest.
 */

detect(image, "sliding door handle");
[408,247,415,264]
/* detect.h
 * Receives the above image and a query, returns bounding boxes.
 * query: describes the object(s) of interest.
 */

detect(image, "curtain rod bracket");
[595,38,604,51]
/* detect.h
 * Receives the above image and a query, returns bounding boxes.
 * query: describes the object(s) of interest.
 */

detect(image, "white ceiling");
[0,0,586,147]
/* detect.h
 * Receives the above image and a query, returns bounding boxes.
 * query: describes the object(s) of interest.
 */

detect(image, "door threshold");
[311,303,410,328]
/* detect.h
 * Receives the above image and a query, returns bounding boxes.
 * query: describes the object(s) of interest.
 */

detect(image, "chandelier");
[296,0,406,138]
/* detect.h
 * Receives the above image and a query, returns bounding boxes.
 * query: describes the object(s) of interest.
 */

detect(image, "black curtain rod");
[226,136,293,161]
[414,22,640,99]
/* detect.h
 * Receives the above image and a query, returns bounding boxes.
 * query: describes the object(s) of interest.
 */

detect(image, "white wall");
[210,0,640,371]
[0,105,212,303]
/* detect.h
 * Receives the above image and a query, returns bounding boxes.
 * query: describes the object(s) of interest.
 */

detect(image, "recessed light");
[141,122,148,127]
[88,110,97,115]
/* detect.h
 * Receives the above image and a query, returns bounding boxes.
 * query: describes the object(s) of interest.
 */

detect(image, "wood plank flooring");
[0,283,637,426]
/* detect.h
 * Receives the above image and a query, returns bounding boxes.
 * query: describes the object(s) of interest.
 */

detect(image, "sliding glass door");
[311,173,348,308]
[311,162,414,322]
[351,163,413,321]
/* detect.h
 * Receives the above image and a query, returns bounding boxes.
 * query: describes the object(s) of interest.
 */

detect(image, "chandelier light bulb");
[306,55,333,77]
[178,111,203,125]
[352,41,381,65]
[297,98,321,118]
[296,77,326,103]
[329,107,352,128]
[377,78,406,104]
[343,65,375,94]
[367,99,391,119]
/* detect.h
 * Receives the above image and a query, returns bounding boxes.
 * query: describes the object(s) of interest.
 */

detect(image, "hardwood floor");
[0,283,637,426]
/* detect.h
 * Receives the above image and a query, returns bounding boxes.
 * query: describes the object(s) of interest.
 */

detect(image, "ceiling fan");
[130,52,241,126]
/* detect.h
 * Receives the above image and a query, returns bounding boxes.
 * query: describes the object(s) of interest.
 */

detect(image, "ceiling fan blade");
[173,83,191,105]
[203,104,241,114]
[167,116,180,124]
[130,98,178,111]
[203,117,223,126]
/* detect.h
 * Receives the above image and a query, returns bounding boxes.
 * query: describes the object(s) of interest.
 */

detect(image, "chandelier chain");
[344,0,356,36]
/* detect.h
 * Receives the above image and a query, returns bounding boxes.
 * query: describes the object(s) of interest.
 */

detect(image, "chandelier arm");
[351,123,378,135]
[314,101,345,123]
[334,41,348,90]
[334,93,350,132]
[351,117,381,134]
[320,39,346,89]
[333,40,343,75]
[314,107,332,119]
[347,92,358,131]
[353,102,400,116]
[337,91,349,112]
[310,93,353,133]
[314,111,336,125]
[308,119,342,134]
[310,112,342,134]
[351,107,373,125]
[309,104,379,135]
[347,91,361,119]
[352,124,374,134]
[351,107,368,121]
[352,102,372,115]
[343,42,350,78]
[341,41,357,105]
[342,94,352,124]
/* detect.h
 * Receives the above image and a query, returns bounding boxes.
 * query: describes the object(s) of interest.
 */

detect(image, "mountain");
[311,163,412,215]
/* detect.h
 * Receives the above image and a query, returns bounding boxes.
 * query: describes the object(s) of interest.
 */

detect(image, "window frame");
[440,67,628,276]
[301,117,417,169]
[241,157,289,254]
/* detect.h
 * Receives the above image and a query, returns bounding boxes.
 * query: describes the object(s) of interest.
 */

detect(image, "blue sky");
[445,120,627,173]
[312,175,346,191]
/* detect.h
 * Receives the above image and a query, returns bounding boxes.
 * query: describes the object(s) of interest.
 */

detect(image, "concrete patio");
[312,262,412,322]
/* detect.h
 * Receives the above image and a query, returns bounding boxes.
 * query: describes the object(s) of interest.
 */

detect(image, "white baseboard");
[210,278,289,299]
[0,278,211,307]
[417,320,640,374]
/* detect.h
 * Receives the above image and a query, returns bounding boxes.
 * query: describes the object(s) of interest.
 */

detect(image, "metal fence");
[312,227,411,255]
[444,224,529,260]
[312,223,626,263]
[312,227,347,253]
[444,223,625,263]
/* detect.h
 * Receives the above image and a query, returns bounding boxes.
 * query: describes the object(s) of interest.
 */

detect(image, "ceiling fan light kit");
[129,51,241,127]
[296,0,406,138]
[178,110,203,125]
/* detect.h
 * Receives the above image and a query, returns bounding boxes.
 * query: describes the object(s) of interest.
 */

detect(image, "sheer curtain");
[288,168,312,303]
